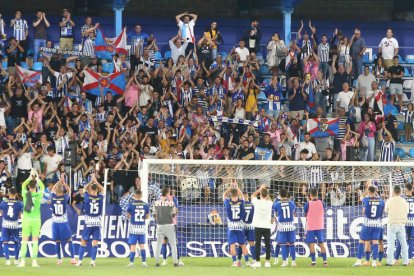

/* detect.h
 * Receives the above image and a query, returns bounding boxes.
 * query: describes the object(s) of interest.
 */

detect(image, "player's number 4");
[7,206,14,217]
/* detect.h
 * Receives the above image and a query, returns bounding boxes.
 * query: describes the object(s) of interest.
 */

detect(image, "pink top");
[124,84,139,107]
[341,137,355,161]
[28,109,43,133]
[306,199,325,231]
[358,121,376,138]
[266,129,282,149]
[303,62,319,80]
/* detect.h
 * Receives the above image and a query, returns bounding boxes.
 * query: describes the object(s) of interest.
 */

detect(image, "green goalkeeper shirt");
[21,178,45,219]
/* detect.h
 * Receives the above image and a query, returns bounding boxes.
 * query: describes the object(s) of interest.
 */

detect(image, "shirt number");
[244,208,251,222]
[134,209,146,222]
[54,203,64,215]
[231,206,240,219]
[409,202,414,215]
[282,206,291,219]
[370,205,377,218]
[90,202,99,215]
[7,206,14,218]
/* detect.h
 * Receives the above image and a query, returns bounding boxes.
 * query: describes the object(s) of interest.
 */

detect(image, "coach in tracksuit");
[154,187,181,267]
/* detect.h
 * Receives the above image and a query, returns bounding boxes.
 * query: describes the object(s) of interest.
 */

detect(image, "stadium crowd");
[0,9,413,205]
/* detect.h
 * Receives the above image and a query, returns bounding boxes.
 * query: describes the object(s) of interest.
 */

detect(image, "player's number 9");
[371,205,377,217]
[409,202,414,215]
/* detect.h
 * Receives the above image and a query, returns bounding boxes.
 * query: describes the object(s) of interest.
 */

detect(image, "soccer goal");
[140,159,414,259]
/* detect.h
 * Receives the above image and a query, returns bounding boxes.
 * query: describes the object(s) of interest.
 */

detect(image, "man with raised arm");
[75,174,105,267]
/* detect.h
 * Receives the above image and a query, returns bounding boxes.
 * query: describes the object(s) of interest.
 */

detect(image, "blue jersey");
[243,201,254,224]
[224,198,245,231]
[273,200,296,223]
[362,196,384,228]
[83,192,104,227]
[127,200,149,226]
[0,199,23,228]
[51,193,69,223]
[404,195,414,227]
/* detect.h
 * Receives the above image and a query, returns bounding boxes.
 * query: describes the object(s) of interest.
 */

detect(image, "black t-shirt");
[73,193,84,204]
[10,95,28,118]
[103,98,117,112]
[388,65,404,84]
[100,121,117,140]
[385,114,398,141]
[333,72,350,94]
[45,125,58,141]
[5,46,22,66]
[237,147,255,160]
[140,125,158,145]
[65,112,81,133]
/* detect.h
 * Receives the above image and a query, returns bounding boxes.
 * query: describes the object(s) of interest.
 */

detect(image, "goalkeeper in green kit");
[17,169,45,268]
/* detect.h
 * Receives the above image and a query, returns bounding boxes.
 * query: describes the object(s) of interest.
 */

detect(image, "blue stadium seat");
[154,51,163,61]
[395,148,405,159]
[259,64,269,75]
[1,61,7,68]
[220,51,228,59]
[20,62,29,69]
[404,67,411,77]
[262,78,271,86]
[353,79,358,88]
[398,55,405,63]
[409,148,414,158]
[32,62,43,71]
[363,53,370,63]
[406,55,414,63]
[164,51,171,59]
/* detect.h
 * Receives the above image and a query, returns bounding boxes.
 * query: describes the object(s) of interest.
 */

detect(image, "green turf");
[0,257,411,276]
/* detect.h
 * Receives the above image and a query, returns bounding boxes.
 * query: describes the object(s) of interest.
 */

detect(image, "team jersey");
[224,198,245,230]
[83,192,104,227]
[0,199,23,229]
[243,200,255,230]
[273,199,296,231]
[51,193,70,223]
[127,199,149,235]
[404,195,414,226]
[304,199,326,231]
[22,178,45,219]
[362,196,385,227]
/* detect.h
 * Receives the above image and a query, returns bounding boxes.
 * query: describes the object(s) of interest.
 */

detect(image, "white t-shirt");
[17,152,33,170]
[235,47,250,63]
[42,154,63,177]
[379,37,399,60]
[298,141,317,159]
[0,108,6,128]
[357,73,376,97]
[178,20,195,43]
[252,198,273,229]
[336,91,355,112]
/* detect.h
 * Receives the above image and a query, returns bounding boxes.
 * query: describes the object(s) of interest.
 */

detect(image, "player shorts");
[277,230,296,244]
[244,229,255,242]
[228,230,246,245]
[128,234,146,245]
[82,226,101,241]
[379,228,384,241]
[1,228,20,243]
[360,226,382,241]
[406,226,414,239]
[389,83,403,95]
[52,222,72,241]
[305,230,325,243]
[21,217,41,237]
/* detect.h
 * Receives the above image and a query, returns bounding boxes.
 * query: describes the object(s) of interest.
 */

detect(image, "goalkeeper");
[17,169,45,268]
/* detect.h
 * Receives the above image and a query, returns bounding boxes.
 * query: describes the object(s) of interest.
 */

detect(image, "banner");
[210,116,259,128]
[307,118,340,138]
[0,205,388,258]
[82,68,126,96]
[254,147,273,160]
[16,66,42,87]
[95,28,127,60]
[40,47,82,56]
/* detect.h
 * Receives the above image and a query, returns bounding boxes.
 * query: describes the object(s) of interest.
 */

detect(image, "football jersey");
[362,196,384,227]
[243,200,255,229]
[51,193,69,223]
[0,199,23,229]
[83,192,104,227]
[224,198,245,230]
[404,195,414,226]
[273,199,296,231]
[127,199,149,235]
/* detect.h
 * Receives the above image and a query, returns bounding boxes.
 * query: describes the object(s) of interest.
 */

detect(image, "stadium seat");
[154,51,163,61]
[404,67,411,77]
[398,55,405,63]
[403,79,413,90]
[32,62,43,71]
[1,61,7,68]
[164,51,171,59]
[20,62,29,69]
[406,55,414,63]
[256,52,264,62]
[409,148,414,158]
[395,148,405,159]
[363,53,370,63]
[352,79,358,88]
[220,51,228,59]
[262,78,271,86]
[259,64,269,75]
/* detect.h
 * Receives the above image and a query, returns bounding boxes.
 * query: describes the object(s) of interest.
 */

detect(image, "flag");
[306,82,315,114]
[307,118,339,138]
[82,68,126,96]
[16,65,42,87]
[254,147,273,160]
[113,56,121,73]
[94,28,127,60]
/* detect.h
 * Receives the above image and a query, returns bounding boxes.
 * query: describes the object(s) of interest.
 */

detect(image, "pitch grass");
[0,257,411,276]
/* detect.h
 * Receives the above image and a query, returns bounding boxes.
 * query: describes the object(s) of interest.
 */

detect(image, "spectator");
[317,34,330,79]
[0,14,4,54]
[297,20,313,62]
[298,132,317,160]
[357,66,376,98]
[378,28,399,69]
[350,28,366,79]
[59,9,75,50]
[313,70,329,115]
[387,55,404,111]
[10,10,28,62]
[332,54,352,111]
[176,12,198,55]
[336,83,355,112]
[169,31,188,64]
[32,11,50,62]
[128,25,149,72]
[329,184,346,206]
[358,113,376,161]
[235,40,250,68]
[204,21,223,60]
[266,32,286,69]
[243,18,261,53]
[80,17,99,64]
[288,78,307,120]
[264,76,283,118]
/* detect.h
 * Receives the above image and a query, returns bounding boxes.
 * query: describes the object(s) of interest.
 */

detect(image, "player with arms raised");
[50,174,76,265]
[126,190,149,268]
[223,181,250,267]
[354,185,384,267]
[237,191,255,266]
[18,169,45,267]
[0,187,23,265]
[304,188,328,266]
[273,188,297,267]
[75,174,105,267]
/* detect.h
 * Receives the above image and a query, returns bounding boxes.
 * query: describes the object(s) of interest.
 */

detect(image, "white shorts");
[389,83,403,95]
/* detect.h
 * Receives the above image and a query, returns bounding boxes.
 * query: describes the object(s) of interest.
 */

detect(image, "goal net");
[139,160,414,258]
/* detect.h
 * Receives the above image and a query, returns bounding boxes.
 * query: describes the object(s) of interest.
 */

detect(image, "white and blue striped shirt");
[380,140,395,162]
[82,37,95,58]
[12,18,28,41]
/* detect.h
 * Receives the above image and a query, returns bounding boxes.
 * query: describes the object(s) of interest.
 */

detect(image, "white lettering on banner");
[330,242,349,257]
[221,242,231,257]
[350,217,364,239]
[111,241,129,258]
[337,209,349,239]
[205,241,221,257]
[187,241,207,257]
[39,240,56,258]
[327,209,333,239]
[97,242,110,258]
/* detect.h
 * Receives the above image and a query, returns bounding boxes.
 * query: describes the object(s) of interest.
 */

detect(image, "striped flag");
[16,65,42,87]
[82,68,126,96]
[94,27,127,60]
[307,118,339,138]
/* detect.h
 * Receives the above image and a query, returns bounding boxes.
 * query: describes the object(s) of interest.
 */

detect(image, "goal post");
[140,159,413,258]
